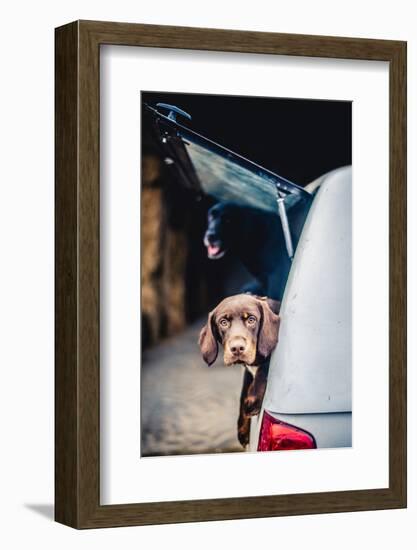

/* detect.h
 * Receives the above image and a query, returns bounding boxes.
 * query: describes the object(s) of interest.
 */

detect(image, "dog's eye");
[247,316,257,325]
[219,318,229,328]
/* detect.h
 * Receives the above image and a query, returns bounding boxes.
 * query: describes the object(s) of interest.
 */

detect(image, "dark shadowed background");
[143,91,352,185]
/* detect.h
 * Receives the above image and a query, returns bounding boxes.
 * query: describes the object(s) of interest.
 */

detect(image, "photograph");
[140,91,352,457]
[49,10,406,533]
[0,0,409,539]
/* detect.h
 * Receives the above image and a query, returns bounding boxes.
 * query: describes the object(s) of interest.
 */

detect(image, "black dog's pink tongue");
[208,244,220,257]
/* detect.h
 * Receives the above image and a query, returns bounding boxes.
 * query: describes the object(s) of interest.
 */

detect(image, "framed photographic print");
[55,20,406,528]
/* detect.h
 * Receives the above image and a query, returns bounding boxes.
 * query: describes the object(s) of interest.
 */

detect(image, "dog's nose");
[204,230,216,242]
[229,339,247,356]
[231,344,245,354]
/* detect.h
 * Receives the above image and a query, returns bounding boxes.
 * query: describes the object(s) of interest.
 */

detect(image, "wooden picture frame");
[55,20,407,528]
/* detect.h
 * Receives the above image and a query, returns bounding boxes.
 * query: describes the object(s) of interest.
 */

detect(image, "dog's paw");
[243,396,261,417]
[238,427,250,448]
[237,415,251,448]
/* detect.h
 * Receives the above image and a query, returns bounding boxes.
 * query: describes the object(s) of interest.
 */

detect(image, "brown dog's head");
[198,294,280,366]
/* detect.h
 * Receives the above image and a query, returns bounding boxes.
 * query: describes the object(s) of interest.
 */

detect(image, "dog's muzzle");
[204,233,226,259]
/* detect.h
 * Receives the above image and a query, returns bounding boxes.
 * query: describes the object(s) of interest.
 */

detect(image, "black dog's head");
[203,203,234,260]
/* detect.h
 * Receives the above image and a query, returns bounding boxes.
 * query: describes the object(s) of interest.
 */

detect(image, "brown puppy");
[199,294,280,447]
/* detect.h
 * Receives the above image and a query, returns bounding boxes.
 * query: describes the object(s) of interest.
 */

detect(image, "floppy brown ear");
[257,299,280,358]
[198,310,218,366]
[265,298,280,315]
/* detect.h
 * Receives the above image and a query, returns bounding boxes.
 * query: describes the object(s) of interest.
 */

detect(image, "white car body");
[250,166,352,451]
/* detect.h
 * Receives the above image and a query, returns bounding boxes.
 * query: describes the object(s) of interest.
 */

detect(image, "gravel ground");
[141,320,244,456]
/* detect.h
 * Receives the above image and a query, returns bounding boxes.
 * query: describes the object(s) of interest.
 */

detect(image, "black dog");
[204,202,307,300]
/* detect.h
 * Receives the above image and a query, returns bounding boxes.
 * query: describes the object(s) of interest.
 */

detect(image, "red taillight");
[258,411,317,451]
